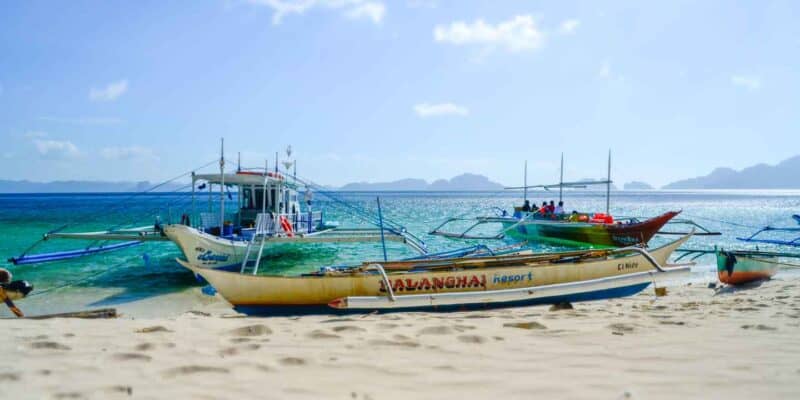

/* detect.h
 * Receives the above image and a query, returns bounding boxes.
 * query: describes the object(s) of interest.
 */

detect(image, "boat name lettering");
[617,262,638,271]
[492,272,533,284]
[379,275,486,292]
[197,250,230,262]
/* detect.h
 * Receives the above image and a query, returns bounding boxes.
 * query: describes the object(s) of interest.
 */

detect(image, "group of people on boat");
[521,200,564,216]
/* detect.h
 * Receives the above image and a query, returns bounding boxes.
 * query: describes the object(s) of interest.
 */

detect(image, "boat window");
[270,189,276,212]
[242,188,253,209]
[254,188,266,210]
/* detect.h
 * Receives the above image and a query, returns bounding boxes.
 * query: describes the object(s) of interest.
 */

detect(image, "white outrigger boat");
[9,142,428,271]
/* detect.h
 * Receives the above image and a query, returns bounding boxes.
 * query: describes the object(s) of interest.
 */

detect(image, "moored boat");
[181,233,692,316]
[716,250,781,285]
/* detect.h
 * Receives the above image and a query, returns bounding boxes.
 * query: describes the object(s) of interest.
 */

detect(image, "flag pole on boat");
[220,138,225,233]
[559,153,564,202]
[606,149,611,215]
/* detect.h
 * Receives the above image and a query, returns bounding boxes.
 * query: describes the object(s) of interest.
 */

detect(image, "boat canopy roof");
[195,171,298,188]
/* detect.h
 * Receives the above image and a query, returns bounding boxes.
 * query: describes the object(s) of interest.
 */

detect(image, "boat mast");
[219,138,225,232]
[605,149,611,215]
[191,171,196,225]
[523,160,528,203]
[559,153,564,202]
[262,160,268,214]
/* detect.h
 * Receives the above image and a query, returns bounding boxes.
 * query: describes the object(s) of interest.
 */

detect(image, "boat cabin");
[192,170,322,237]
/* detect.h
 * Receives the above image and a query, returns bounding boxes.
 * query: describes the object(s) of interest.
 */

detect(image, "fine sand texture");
[2,278,799,399]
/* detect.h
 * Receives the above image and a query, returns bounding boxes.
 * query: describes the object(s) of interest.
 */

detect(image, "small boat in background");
[716,250,782,285]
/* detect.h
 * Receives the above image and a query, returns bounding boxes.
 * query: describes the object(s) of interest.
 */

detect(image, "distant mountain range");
[623,181,654,190]
[663,155,800,189]
[0,180,188,193]
[338,173,505,191]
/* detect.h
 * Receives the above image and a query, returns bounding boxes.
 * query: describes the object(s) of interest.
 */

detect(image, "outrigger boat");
[9,142,428,271]
[430,153,686,248]
[675,246,800,285]
[179,233,693,315]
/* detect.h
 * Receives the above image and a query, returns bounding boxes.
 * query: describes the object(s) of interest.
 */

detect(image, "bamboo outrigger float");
[180,233,693,316]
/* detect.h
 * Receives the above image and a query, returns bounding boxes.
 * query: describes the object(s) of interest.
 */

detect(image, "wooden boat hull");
[502,211,680,247]
[180,234,690,315]
[716,251,780,285]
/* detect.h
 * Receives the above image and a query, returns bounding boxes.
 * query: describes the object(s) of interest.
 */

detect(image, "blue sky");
[1,0,798,187]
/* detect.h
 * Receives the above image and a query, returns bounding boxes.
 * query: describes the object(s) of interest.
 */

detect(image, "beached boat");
[716,250,782,285]
[9,142,428,270]
[180,233,692,315]
[430,153,682,247]
[675,246,800,286]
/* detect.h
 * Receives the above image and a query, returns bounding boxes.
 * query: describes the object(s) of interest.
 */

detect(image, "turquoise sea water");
[2,190,799,317]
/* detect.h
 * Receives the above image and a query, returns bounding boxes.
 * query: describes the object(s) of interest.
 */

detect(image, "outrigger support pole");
[523,160,528,203]
[220,138,225,233]
[559,153,564,202]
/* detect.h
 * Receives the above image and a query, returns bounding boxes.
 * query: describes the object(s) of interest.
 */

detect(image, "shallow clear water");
[2,190,799,316]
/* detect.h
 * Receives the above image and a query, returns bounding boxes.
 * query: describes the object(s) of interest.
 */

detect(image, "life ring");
[279,216,294,237]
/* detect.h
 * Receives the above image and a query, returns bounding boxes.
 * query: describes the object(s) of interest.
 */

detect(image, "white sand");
[2,277,799,399]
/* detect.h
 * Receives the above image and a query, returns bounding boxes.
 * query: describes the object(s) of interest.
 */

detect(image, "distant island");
[623,181,654,190]
[663,155,800,189]
[0,180,188,193]
[338,173,504,191]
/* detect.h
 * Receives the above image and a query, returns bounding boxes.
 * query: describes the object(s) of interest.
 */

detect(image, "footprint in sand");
[367,339,420,348]
[608,323,636,334]
[503,321,547,330]
[279,357,307,366]
[136,326,172,333]
[0,372,20,382]
[135,343,155,351]
[53,391,85,399]
[111,353,152,362]
[29,341,70,350]
[332,325,367,333]
[457,335,487,344]
[377,323,399,329]
[741,324,777,331]
[307,330,341,339]
[163,365,230,378]
[229,324,272,337]
[417,326,453,335]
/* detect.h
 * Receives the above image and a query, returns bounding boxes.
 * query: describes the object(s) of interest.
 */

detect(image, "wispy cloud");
[414,102,469,118]
[731,75,761,90]
[599,60,611,79]
[39,116,124,125]
[558,19,580,35]
[434,15,544,53]
[33,139,81,159]
[89,80,128,102]
[248,0,386,25]
[100,146,158,161]
[24,131,48,139]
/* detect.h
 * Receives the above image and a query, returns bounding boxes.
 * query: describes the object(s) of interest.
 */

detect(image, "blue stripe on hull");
[231,282,652,316]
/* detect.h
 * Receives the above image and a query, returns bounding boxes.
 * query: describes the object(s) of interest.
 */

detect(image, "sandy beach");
[2,275,799,400]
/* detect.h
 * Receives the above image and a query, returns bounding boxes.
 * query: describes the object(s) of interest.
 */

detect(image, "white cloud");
[33,139,81,159]
[731,75,761,90]
[248,0,385,24]
[434,15,544,53]
[101,146,158,161]
[344,2,385,23]
[558,19,580,35]
[414,102,469,118]
[89,80,128,102]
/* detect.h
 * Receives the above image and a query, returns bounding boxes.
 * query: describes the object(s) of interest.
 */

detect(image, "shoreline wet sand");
[2,276,799,399]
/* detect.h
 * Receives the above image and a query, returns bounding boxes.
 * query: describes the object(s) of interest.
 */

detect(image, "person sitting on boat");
[548,201,556,214]
[554,201,565,215]
[538,202,549,217]
[521,200,531,212]
[568,210,580,222]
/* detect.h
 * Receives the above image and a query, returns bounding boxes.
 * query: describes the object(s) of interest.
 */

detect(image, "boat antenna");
[275,152,279,174]
[559,153,564,202]
[523,160,528,203]
[237,152,241,172]
[262,159,268,214]
[605,149,611,214]
[220,138,225,232]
